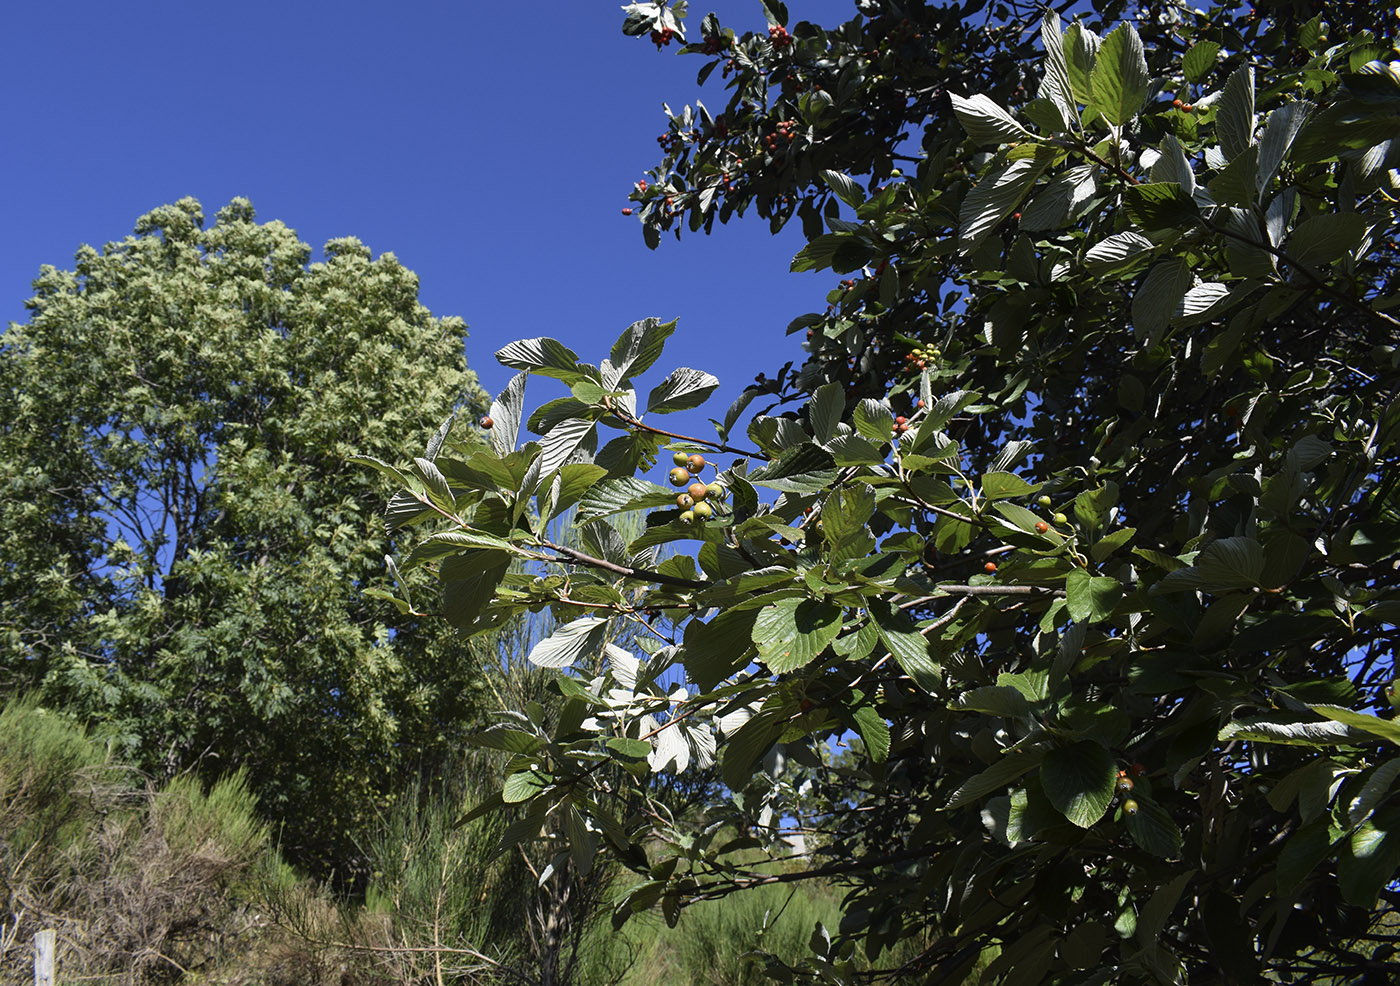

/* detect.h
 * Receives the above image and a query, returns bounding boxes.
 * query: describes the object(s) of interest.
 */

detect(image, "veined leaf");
[1218,65,1256,160]
[609,317,676,382]
[495,337,585,382]
[647,367,721,414]
[1182,40,1220,83]
[958,159,1047,255]
[821,169,865,207]
[489,371,528,455]
[1063,22,1101,106]
[527,616,609,668]
[1089,22,1149,126]
[1041,741,1116,827]
[752,598,842,672]
[1257,101,1315,196]
[950,92,1033,145]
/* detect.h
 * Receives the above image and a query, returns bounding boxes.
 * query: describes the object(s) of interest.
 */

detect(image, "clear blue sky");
[3,1,858,423]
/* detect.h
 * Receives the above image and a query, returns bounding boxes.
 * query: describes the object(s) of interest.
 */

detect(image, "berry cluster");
[665,452,726,523]
[1116,765,1146,816]
[762,119,798,153]
[1170,97,1197,112]
[903,344,941,372]
[701,34,727,54]
[651,26,677,48]
[768,24,792,50]
[1034,494,1070,530]
[656,131,684,153]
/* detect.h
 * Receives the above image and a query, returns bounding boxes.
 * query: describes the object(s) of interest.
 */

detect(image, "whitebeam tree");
[361,2,1400,982]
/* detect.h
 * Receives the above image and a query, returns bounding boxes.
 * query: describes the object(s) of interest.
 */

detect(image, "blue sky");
[3,0,858,427]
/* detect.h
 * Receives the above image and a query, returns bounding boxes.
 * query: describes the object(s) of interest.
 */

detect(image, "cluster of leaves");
[368,1,1400,983]
[0,198,491,873]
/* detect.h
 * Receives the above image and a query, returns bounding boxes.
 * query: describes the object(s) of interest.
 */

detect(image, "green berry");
[673,451,690,467]
[679,509,696,523]
[693,501,713,519]
[669,467,691,487]
[1053,512,1069,525]
[1037,495,1052,508]
[677,493,694,509]
[705,483,725,500]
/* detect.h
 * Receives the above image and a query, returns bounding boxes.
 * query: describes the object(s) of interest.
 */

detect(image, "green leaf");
[851,704,890,763]
[1089,22,1149,126]
[1126,797,1184,857]
[873,602,941,692]
[953,685,1031,718]
[495,337,585,382]
[576,476,677,521]
[683,609,759,690]
[1131,258,1192,344]
[945,750,1045,809]
[413,457,456,513]
[538,416,598,478]
[853,399,894,444]
[489,371,528,454]
[1122,183,1199,231]
[981,471,1037,500]
[608,317,676,382]
[820,170,865,207]
[721,708,787,791]
[1256,101,1316,195]
[1219,715,1369,746]
[1063,22,1101,106]
[527,616,609,668]
[1040,741,1116,828]
[1083,231,1156,275]
[825,433,884,466]
[1311,706,1400,746]
[472,726,545,754]
[1217,65,1256,161]
[1286,212,1367,266]
[1065,570,1121,623]
[958,159,1047,255]
[807,381,845,443]
[752,598,842,673]
[747,443,837,493]
[950,92,1033,145]
[646,367,721,414]
[502,768,550,803]
[1038,9,1077,129]
[1135,869,1194,947]
[1182,40,1220,84]
[606,737,653,759]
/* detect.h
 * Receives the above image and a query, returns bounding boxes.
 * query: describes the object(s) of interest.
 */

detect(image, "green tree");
[372,2,1400,982]
[0,197,490,872]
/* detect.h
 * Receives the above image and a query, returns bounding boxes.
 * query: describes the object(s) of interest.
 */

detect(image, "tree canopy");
[389,0,1390,981]
[0,197,491,870]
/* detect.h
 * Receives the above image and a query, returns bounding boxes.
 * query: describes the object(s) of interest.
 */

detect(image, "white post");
[33,928,55,986]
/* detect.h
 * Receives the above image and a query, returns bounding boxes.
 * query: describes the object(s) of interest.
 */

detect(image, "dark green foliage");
[0,198,490,872]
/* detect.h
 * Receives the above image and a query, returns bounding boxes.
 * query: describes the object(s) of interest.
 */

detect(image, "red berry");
[480,415,494,429]
[1035,521,1048,533]
[895,415,907,425]
[984,561,997,573]
[1130,762,1147,777]
[1172,98,1183,108]
[1183,104,1195,112]
[621,208,633,215]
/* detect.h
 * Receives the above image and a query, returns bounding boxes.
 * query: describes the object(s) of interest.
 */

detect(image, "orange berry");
[984,561,997,573]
